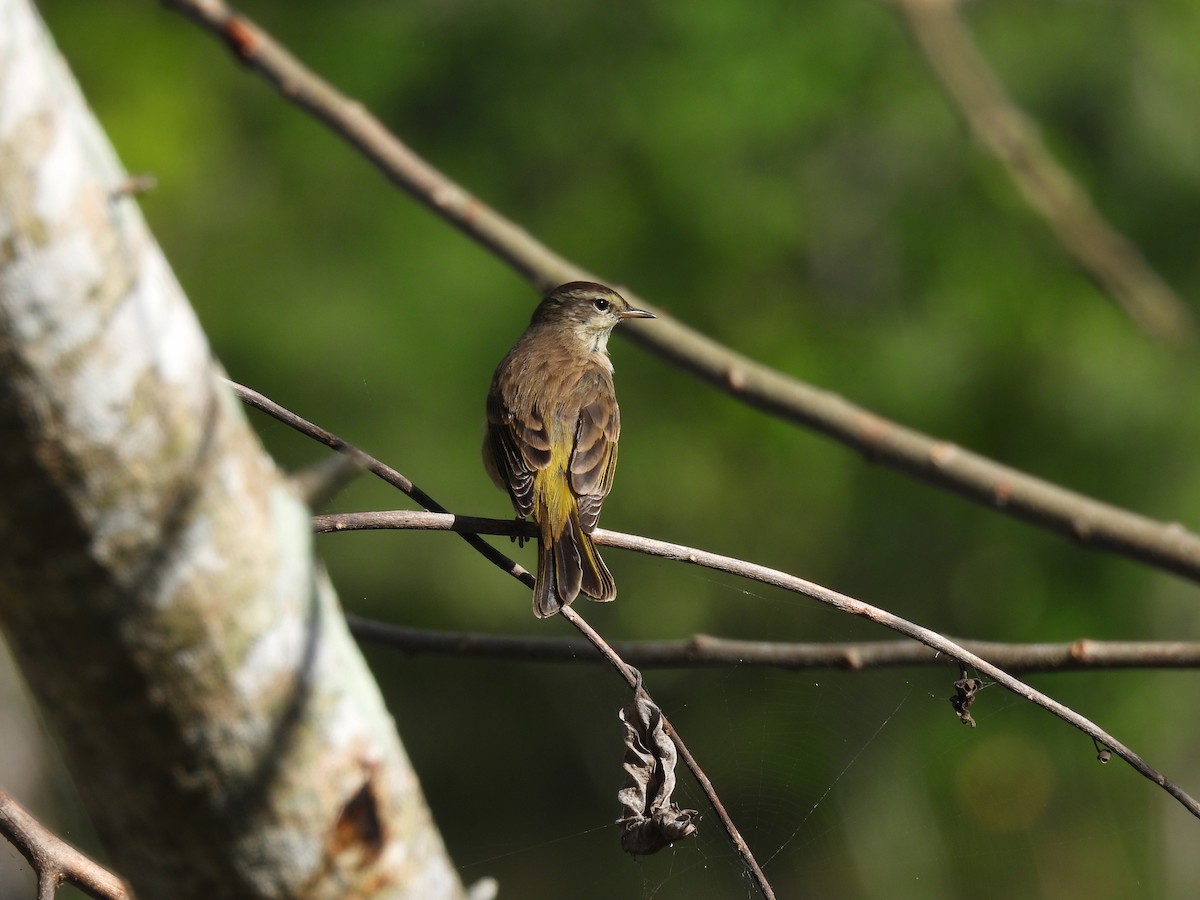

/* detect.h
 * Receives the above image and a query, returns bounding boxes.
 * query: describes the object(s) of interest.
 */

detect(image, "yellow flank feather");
[534,434,575,540]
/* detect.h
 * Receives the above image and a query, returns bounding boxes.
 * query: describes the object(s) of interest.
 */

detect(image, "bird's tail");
[533,507,616,618]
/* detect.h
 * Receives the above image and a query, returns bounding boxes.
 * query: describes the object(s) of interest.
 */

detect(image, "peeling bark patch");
[329,778,385,866]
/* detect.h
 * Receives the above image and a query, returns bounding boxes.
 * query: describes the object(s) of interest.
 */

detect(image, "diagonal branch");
[318,508,1200,824]
[233,383,531,584]
[230,382,775,900]
[169,0,1200,589]
[894,0,1194,343]
[0,788,131,900]
[343,616,1200,674]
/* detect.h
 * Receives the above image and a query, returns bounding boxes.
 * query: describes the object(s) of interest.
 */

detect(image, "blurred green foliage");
[34,0,1200,897]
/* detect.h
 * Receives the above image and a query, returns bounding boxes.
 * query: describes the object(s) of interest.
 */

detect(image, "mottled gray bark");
[0,1,466,896]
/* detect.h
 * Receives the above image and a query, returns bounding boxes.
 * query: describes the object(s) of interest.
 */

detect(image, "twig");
[288,452,366,510]
[344,615,1200,673]
[231,383,776,900]
[894,0,1194,343]
[0,787,131,900]
[318,508,1200,823]
[170,0,1200,589]
[232,381,532,585]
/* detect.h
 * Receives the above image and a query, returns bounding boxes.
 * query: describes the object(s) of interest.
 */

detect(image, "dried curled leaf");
[617,679,699,855]
[950,672,983,728]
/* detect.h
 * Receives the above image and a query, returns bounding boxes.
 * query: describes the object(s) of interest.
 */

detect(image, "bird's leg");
[514,515,528,547]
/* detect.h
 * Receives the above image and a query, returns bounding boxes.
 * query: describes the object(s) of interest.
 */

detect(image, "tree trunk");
[0,1,466,896]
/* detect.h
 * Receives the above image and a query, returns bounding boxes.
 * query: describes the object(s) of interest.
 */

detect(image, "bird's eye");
[593,298,611,312]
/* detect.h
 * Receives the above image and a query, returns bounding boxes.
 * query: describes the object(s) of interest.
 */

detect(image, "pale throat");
[573,322,615,365]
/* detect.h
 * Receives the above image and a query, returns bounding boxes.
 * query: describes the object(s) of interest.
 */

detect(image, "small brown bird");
[483,282,654,617]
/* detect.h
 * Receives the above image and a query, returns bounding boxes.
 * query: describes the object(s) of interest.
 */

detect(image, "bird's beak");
[619,307,656,320]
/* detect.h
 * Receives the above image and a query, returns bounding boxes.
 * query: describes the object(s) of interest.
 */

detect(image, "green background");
[23,0,1200,897]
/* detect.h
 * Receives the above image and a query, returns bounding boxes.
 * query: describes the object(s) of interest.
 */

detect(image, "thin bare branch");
[345,616,1200,674]
[318,508,1200,823]
[175,1,1200,589]
[232,381,532,585]
[0,787,131,900]
[231,383,776,900]
[894,0,1194,343]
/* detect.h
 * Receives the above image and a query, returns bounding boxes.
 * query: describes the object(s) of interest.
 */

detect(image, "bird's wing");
[570,382,621,533]
[485,390,550,519]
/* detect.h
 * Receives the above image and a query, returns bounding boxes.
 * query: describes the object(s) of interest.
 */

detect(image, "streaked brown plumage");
[483,282,654,617]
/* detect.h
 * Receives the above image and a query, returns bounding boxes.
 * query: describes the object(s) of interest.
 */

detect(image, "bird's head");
[530,282,655,352]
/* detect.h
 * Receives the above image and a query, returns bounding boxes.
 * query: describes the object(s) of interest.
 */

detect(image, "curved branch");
[231,374,1200,835]
[230,384,775,900]
[894,0,1194,343]
[344,616,1200,674]
[237,376,1194,887]
[172,0,1200,588]
[0,788,130,900]
[318,508,1200,823]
